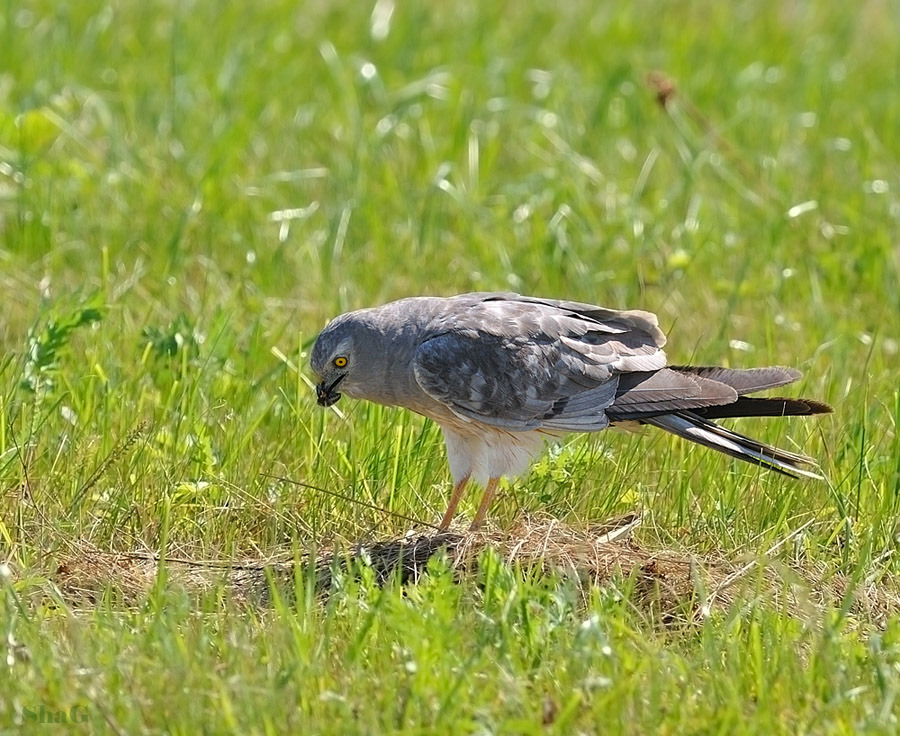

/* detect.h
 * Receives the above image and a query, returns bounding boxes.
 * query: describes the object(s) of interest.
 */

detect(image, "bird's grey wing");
[413,330,621,431]
[413,296,670,431]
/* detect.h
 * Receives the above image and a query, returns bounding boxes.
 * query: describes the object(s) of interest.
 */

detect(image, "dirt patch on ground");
[42,514,900,627]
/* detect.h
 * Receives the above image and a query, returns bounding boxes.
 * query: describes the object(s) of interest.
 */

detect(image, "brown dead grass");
[43,514,900,628]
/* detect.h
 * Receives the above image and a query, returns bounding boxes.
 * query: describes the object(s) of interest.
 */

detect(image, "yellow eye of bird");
[334,356,348,368]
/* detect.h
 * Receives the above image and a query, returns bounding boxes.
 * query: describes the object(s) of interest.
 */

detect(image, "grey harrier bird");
[311,292,831,530]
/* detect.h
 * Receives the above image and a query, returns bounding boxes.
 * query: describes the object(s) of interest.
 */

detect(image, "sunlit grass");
[2,0,900,732]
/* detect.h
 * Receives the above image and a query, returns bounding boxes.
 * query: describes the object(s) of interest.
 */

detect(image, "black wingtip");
[692,396,834,420]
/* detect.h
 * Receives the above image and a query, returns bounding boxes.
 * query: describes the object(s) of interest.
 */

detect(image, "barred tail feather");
[646,412,823,480]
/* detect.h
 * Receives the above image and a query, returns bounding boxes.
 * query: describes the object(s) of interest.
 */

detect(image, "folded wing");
[414,294,668,431]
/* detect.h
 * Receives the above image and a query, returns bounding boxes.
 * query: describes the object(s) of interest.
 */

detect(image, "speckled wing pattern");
[411,294,670,432]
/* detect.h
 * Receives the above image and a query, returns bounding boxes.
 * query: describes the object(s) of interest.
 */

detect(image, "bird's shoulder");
[432,292,667,347]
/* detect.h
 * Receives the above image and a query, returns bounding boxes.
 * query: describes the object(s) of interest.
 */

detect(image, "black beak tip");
[317,393,341,408]
[316,383,341,407]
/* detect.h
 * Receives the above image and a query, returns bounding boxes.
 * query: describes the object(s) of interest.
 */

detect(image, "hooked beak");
[316,373,346,407]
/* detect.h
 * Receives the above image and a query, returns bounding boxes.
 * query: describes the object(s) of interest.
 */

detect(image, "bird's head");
[310,315,358,407]
[311,312,390,407]
[311,303,426,409]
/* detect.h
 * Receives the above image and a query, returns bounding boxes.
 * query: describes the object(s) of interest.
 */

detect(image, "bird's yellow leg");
[438,474,470,531]
[470,477,500,531]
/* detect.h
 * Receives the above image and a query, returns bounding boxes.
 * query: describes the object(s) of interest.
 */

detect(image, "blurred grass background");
[1,1,899,732]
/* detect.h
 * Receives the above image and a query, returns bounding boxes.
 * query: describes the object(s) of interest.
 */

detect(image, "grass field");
[2,1,900,733]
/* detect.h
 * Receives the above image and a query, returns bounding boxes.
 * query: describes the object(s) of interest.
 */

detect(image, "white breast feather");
[440,423,549,487]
